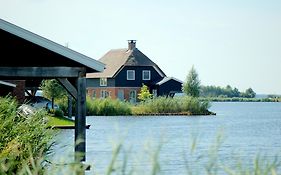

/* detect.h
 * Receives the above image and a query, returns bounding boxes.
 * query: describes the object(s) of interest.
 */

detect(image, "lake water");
[52,102,281,174]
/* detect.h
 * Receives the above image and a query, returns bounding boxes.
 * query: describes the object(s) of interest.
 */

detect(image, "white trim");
[156,77,183,85]
[153,66,165,77]
[0,19,105,72]
[0,80,16,87]
[142,70,151,80]
[127,70,135,80]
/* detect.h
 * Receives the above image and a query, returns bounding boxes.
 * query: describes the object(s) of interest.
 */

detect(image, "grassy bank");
[47,115,74,127]
[0,97,53,174]
[200,97,281,102]
[57,96,213,116]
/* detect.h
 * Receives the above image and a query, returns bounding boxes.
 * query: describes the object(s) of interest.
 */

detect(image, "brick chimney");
[128,40,136,50]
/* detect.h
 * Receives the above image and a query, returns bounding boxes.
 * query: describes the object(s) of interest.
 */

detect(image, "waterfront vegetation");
[200,97,281,102]
[56,96,212,116]
[0,96,53,174]
[133,96,212,115]
[1,96,280,174]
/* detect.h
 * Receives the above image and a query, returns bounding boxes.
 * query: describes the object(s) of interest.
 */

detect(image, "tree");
[243,88,256,98]
[183,66,201,97]
[138,84,152,102]
[40,79,67,109]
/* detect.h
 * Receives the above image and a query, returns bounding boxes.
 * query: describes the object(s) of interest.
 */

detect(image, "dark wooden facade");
[155,79,183,96]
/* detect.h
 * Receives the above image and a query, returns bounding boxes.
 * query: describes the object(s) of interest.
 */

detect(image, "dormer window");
[127,70,135,80]
[100,78,107,86]
[142,70,151,80]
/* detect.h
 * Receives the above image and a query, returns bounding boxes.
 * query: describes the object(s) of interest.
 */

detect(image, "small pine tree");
[138,84,153,102]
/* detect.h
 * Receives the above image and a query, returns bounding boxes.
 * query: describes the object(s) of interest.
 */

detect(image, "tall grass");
[86,97,132,116]
[133,96,212,115]
[0,96,54,174]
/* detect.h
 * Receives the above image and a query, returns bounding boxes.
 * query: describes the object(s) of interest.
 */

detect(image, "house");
[86,40,183,102]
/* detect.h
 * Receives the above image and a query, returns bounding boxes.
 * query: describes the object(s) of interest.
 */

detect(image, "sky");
[1,0,281,94]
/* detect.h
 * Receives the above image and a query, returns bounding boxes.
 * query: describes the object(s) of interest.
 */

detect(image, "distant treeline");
[200,85,256,98]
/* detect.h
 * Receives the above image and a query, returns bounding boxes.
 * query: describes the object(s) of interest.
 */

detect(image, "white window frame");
[100,77,107,86]
[127,70,135,80]
[142,70,151,80]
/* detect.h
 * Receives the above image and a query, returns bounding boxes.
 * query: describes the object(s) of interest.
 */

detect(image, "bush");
[49,108,64,117]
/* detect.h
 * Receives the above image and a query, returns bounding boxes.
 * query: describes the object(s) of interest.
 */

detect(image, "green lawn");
[47,115,74,127]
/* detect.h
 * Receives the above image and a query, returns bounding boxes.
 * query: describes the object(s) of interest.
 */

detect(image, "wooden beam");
[67,94,73,119]
[57,78,78,100]
[75,76,86,162]
[0,67,85,78]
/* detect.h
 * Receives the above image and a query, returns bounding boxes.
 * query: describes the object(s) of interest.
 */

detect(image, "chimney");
[128,40,136,50]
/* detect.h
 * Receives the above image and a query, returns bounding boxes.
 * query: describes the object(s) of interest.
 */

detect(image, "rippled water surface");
[52,102,281,174]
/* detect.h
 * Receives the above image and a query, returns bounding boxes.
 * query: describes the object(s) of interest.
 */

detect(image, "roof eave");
[0,19,105,72]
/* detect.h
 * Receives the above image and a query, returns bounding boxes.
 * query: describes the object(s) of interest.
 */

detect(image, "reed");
[0,96,54,174]
[133,96,211,115]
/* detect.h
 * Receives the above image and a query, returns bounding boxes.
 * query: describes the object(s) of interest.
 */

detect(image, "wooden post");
[75,76,86,162]
[68,94,72,118]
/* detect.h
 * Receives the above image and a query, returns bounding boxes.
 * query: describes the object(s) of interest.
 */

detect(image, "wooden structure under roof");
[0,18,105,163]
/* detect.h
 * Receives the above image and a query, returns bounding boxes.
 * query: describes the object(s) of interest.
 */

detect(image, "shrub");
[49,108,64,117]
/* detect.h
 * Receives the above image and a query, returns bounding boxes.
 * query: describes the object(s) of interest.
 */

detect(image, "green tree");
[183,66,201,97]
[243,87,256,98]
[40,79,67,109]
[138,84,153,102]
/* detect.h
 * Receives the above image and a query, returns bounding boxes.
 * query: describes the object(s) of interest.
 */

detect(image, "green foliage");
[183,66,201,97]
[49,108,64,117]
[138,84,153,101]
[55,96,75,116]
[134,96,211,115]
[242,87,256,98]
[0,96,53,174]
[86,97,132,116]
[41,79,67,101]
[201,85,257,98]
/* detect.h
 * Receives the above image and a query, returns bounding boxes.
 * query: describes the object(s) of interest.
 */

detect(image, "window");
[127,70,135,80]
[92,90,96,99]
[142,70,151,80]
[101,90,110,98]
[129,90,136,103]
[100,78,107,86]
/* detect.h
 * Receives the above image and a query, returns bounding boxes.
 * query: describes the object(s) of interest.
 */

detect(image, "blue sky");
[1,0,280,94]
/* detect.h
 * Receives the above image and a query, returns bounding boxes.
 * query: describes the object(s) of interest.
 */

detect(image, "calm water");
[52,102,281,174]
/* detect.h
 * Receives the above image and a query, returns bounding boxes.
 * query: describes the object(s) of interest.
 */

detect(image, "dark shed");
[155,77,183,96]
[0,18,105,163]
